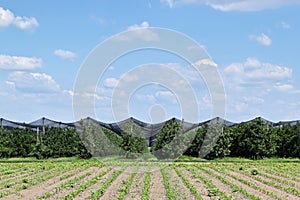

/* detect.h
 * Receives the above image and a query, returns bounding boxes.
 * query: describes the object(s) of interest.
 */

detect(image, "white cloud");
[243,96,264,104]
[115,21,159,42]
[104,78,119,88]
[160,0,175,8]
[193,58,218,67]
[0,7,38,30]
[8,71,60,93]
[136,94,156,103]
[90,16,106,26]
[249,33,272,46]
[235,102,248,112]
[155,90,177,104]
[274,84,294,92]
[280,21,291,29]
[0,7,14,27]
[224,58,292,81]
[120,73,139,83]
[13,16,38,30]
[108,66,115,70]
[223,58,295,99]
[54,49,77,61]
[0,55,42,70]
[160,0,299,11]
[205,0,299,12]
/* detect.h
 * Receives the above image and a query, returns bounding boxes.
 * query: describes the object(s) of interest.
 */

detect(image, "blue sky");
[1,0,300,123]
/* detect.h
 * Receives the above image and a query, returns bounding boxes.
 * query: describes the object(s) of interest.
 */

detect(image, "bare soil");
[204,167,272,200]
[48,166,101,200]
[74,166,119,200]
[187,166,250,200]
[99,166,134,200]
[261,169,300,190]
[123,167,146,200]
[228,170,300,200]
[177,167,211,200]
[149,166,168,200]
[3,166,92,200]
[166,166,197,200]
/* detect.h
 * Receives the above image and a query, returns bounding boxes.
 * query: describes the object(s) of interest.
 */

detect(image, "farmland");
[0,158,299,200]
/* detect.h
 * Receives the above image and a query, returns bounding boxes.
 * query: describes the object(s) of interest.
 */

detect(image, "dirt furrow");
[4,166,90,200]
[228,170,300,200]
[48,166,101,200]
[190,166,249,200]
[99,166,134,200]
[149,166,168,200]
[177,167,211,200]
[167,166,197,200]
[123,167,146,200]
[204,167,272,200]
[260,169,300,190]
[73,166,120,200]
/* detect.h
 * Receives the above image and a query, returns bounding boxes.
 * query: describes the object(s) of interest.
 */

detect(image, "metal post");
[42,117,45,135]
[36,127,39,144]
[0,118,3,129]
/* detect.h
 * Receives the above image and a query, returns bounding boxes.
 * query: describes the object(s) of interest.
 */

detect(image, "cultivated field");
[0,159,299,200]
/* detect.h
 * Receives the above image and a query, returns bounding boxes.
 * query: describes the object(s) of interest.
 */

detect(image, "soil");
[99,166,134,200]
[124,167,146,200]
[177,167,211,200]
[74,166,120,200]
[166,166,197,200]
[261,169,300,190]
[48,166,101,200]
[228,170,300,200]
[149,166,168,200]
[204,167,272,200]
[184,166,250,200]
[4,166,95,200]
[1,163,299,200]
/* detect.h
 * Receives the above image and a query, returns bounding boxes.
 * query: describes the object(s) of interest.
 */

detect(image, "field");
[0,158,299,200]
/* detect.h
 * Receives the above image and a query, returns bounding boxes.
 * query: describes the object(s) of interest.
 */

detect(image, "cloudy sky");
[1,0,300,123]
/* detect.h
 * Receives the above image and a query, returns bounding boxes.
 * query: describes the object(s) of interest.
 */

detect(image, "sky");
[1,0,300,123]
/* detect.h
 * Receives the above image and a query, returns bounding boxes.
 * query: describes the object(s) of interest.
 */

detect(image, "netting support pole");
[0,118,2,129]
[42,117,45,143]
[36,127,39,144]
[42,117,45,134]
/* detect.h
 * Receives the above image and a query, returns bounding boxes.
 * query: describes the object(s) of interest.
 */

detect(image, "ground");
[0,157,299,200]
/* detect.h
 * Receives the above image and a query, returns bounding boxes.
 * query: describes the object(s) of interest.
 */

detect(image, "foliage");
[151,119,192,159]
[0,117,299,160]
[251,169,258,176]
[0,128,36,158]
[120,122,148,159]
[184,125,207,157]
[274,123,300,158]
[228,118,278,159]
[77,121,122,158]
[184,122,232,160]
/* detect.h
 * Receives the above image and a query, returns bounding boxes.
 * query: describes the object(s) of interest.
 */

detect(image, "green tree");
[205,124,232,159]
[184,124,207,157]
[151,119,192,159]
[275,123,300,158]
[77,121,122,158]
[229,118,276,159]
[120,122,148,159]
